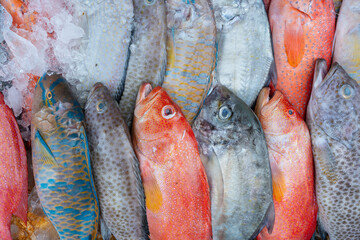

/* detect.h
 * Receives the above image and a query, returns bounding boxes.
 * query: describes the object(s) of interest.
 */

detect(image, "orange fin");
[143,166,163,213]
[270,156,286,202]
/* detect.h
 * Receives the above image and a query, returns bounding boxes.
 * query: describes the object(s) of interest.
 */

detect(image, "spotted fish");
[213,0,274,107]
[307,60,360,239]
[119,0,167,127]
[332,0,360,83]
[161,0,216,124]
[31,73,99,239]
[85,83,149,239]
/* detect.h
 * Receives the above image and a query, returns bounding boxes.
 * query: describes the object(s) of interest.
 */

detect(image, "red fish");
[269,0,335,118]
[255,88,317,240]
[0,92,28,239]
[132,83,212,240]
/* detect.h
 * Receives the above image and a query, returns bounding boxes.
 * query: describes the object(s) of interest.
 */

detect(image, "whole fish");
[31,73,99,239]
[213,0,274,107]
[0,92,27,240]
[85,83,148,239]
[132,83,212,239]
[119,0,167,127]
[307,59,360,239]
[269,0,335,118]
[332,0,360,83]
[192,85,274,240]
[255,88,317,240]
[161,0,216,123]
[75,0,133,103]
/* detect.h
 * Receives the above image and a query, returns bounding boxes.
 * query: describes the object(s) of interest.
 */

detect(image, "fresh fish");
[76,0,133,103]
[255,88,317,240]
[132,83,212,239]
[307,59,360,239]
[192,85,274,240]
[85,83,148,239]
[31,73,99,239]
[119,0,167,127]
[269,0,335,118]
[332,0,360,83]
[213,0,273,107]
[161,0,216,124]
[0,92,27,240]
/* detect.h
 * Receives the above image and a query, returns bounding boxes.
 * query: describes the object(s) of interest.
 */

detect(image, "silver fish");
[193,85,274,240]
[332,0,360,83]
[307,59,360,239]
[212,0,274,107]
[119,0,167,127]
[85,83,148,240]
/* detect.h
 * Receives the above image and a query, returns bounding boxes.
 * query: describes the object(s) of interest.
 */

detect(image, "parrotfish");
[132,83,212,239]
[0,92,28,240]
[31,73,99,239]
[162,0,216,124]
[332,0,360,83]
[213,0,274,107]
[307,60,360,239]
[269,0,335,118]
[192,85,274,240]
[85,83,149,239]
[119,0,167,127]
[255,88,317,240]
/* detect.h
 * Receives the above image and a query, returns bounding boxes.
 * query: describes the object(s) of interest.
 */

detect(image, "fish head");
[255,88,300,135]
[133,83,186,143]
[308,62,360,148]
[32,73,83,135]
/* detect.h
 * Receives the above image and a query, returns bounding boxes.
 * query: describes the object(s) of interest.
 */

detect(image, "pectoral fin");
[142,163,163,213]
[313,137,338,184]
[34,130,57,166]
[270,155,286,202]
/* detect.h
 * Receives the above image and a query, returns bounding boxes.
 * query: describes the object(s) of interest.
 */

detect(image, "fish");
[75,0,134,103]
[31,73,99,239]
[255,88,317,240]
[269,0,335,118]
[161,0,216,124]
[0,91,28,240]
[334,0,343,13]
[332,0,360,83]
[192,85,274,240]
[306,59,360,239]
[85,83,149,239]
[132,83,212,239]
[213,0,274,107]
[119,0,167,127]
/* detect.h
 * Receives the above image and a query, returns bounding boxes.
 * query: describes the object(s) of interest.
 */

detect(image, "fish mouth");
[85,82,104,109]
[134,83,162,119]
[255,87,282,118]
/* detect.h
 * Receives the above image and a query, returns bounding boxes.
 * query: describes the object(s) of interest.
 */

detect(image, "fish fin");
[316,219,329,240]
[34,130,58,166]
[142,163,163,213]
[269,155,286,202]
[249,202,275,239]
[100,217,112,240]
[313,137,338,184]
[312,59,328,90]
[284,7,310,68]
[166,28,176,70]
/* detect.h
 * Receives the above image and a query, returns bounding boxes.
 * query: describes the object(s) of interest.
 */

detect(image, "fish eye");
[340,84,354,99]
[144,0,155,5]
[218,105,232,120]
[96,101,107,113]
[162,105,176,119]
[287,109,296,117]
[46,91,52,99]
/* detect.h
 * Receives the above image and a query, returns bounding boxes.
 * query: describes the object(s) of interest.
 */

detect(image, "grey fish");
[193,85,274,240]
[85,83,148,240]
[119,0,167,127]
[307,59,360,239]
[212,0,274,107]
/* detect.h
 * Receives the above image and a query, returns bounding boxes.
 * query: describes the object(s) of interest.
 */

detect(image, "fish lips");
[134,83,162,120]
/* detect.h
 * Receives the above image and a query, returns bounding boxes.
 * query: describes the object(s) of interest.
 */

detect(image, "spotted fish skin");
[85,83,148,240]
[0,92,27,240]
[332,0,360,83]
[213,0,273,107]
[119,0,167,127]
[76,0,133,103]
[31,73,99,239]
[307,60,360,239]
[162,0,216,124]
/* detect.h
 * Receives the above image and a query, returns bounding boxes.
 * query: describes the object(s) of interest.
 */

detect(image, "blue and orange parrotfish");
[31,73,99,239]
